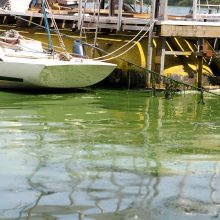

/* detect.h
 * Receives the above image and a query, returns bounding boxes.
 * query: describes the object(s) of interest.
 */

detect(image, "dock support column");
[100,0,105,9]
[193,0,197,20]
[78,0,83,30]
[197,38,204,90]
[155,0,160,18]
[109,0,116,16]
[146,0,156,87]
[117,0,123,31]
[160,37,166,77]
[140,0,143,13]
[159,0,168,20]
[198,55,203,90]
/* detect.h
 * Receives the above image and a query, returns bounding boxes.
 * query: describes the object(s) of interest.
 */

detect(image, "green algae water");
[0,89,220,220]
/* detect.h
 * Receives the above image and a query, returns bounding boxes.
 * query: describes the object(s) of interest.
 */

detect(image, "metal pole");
[41,0,53,51]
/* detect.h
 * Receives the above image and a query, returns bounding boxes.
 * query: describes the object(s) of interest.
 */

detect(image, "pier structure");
[0,0,220,88]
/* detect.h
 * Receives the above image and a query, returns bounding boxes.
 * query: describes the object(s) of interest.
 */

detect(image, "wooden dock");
[1,0,220,36]
[0,0,220,88]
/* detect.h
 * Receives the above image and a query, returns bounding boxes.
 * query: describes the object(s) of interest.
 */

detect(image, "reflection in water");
[0,90,220,219]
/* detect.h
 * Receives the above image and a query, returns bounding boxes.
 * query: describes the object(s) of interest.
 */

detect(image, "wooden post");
[151,0,156,20]
[197,38,204,89]
[117,0,123,31]
[193,0,197,20]
[134,0,137,11]
[78,0,82,30]
[155,0,160,18]
[159,0,168,20]
[100,0,105,9]
[147,31,153,88]
[140,0,143,13]
[146,0,156,87]
[110,0,116,16]
[198,54,203,89]
[160,37,166,76]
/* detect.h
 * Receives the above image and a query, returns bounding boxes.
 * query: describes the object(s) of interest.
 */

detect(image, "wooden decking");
[1,5,220,37]
[159,20,220,38]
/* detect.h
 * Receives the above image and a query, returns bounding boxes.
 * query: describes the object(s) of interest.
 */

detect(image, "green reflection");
[0,90,219,219]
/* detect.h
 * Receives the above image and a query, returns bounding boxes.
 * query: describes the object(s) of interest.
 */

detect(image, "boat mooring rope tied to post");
[1,7,220,100]
[88,44,220,103]
[94,20,156,62]
[147,68,220,104]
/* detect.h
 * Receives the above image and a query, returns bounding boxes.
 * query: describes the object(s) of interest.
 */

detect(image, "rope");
[92,0,101,58]
[86,43,220,98]
[95,20,155,61]
[42,0,53,51]
[146,69,220,97]
[79,0,88,39]
[0,8,67,53]
[0,4,220,98]
[44,0,67,52]
[0,7,155,61]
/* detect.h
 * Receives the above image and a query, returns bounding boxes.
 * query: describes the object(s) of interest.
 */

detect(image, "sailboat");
[0,0,116,89]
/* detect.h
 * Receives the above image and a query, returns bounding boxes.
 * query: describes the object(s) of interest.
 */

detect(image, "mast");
[41,0,54,52]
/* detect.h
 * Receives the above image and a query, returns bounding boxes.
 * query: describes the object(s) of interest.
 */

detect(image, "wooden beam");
[160,24,220,38]
[117,0,123,31]
[165,51,192,56]
[160,37,166,76]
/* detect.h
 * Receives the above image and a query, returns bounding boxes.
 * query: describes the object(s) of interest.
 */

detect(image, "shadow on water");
[0,87,93,95]
[0,90,220,219]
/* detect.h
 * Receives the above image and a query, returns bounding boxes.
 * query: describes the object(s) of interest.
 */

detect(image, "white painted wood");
[159,20,220,27]
[10,0,32,12]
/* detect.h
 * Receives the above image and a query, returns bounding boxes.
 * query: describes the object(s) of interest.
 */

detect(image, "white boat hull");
[0,57,116,89]
[0,32,116,89]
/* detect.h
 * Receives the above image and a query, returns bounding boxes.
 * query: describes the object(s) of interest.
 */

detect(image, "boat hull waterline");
[0,57,116,89]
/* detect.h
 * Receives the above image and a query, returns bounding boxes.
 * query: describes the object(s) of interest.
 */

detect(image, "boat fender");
[73,39,86,57]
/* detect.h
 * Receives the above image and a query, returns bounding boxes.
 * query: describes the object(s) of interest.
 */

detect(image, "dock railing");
[193,0,220,21]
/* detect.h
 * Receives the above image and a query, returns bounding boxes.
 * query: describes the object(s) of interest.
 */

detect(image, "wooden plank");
[160,24,220,38]
[122,24,149,31]
[165,51,192,56]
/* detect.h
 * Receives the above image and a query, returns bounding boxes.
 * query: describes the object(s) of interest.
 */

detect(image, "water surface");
[0,89,220,220]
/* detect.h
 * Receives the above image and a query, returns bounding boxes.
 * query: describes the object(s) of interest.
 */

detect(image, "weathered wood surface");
[160,21,220,38]
[1,8,220,35]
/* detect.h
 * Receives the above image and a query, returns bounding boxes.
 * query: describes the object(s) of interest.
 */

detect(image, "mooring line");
[89,44,220,98]
[93,20,156,61]
[0,8,219,98]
